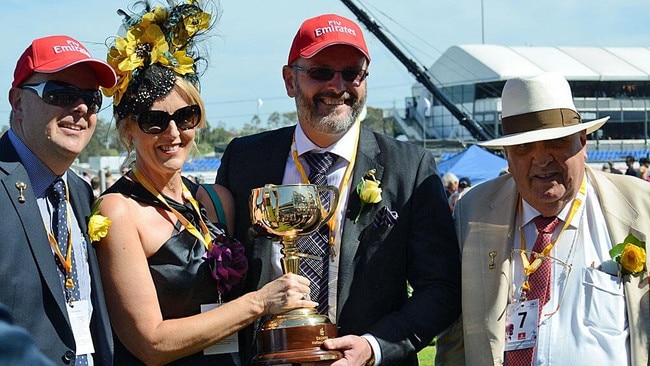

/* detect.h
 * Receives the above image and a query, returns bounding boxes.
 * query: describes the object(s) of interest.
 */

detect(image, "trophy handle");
[318,185,340,224]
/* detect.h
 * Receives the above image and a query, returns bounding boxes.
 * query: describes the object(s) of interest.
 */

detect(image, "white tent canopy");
[427,45,650,87]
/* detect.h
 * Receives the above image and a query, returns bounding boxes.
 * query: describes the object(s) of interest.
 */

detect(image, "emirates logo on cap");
[313,19,358,38]
[51,39,91,58]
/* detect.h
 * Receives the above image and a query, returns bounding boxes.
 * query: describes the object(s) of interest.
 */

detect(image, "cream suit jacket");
[436,166,649,366]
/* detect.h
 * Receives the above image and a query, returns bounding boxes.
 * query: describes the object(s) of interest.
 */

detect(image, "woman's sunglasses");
[133,104,201,134]
[19,81,102,113]
[290,65,368,83]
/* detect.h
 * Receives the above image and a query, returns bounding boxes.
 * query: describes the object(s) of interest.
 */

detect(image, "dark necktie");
[507,215,560,366]
[297,152,336,314]
[51,179,88,366]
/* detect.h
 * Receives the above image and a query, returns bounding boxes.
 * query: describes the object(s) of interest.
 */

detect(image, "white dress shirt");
[512,174,629,365]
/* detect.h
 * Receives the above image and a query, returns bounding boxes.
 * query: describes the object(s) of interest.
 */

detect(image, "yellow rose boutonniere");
[88,198,112,242]
[355,169,382,223]
[609,234,646,276]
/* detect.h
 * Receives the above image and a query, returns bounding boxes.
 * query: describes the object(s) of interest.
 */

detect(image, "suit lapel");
[2,167,70,321]
[67,174,91,237]
[459,176,518,364]
[249,127,296,288]
[337,127,382,318]
[262,127,295,186]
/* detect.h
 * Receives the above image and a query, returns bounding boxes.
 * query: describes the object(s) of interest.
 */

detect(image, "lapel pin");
[488,251,497,269]
[15,181,27,203]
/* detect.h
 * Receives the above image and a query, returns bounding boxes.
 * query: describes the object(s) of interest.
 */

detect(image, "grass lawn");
[417,345,436,366]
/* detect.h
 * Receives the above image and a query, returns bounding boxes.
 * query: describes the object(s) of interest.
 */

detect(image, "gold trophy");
[250,184,342,365]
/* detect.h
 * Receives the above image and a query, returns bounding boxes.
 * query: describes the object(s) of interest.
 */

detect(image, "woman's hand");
[256,273,317,315]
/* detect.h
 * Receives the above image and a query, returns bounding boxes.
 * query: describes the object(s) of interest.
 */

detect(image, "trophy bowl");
[250,184,342,365]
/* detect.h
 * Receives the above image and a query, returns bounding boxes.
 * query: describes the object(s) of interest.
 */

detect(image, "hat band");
[502,108,581,135]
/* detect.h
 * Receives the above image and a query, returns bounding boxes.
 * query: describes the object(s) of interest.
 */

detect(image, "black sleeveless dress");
[102,176,241,366]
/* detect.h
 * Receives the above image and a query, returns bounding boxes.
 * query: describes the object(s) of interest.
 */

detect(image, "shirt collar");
[294,120,360,163]
[7,129,63,197]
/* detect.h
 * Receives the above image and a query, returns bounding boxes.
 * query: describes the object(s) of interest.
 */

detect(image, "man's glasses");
[133,104,201,134]
[20,81,102,113]
[291,65,368,83]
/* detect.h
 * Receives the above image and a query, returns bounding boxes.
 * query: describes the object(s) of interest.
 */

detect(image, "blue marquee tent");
[437,145,508,185]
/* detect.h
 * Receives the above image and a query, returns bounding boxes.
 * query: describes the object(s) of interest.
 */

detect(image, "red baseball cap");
[12,35,117,88]
[287,14,370,65]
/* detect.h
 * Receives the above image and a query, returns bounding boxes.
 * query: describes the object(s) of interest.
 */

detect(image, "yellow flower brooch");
[88,199,111,242]
[609,234,646,276]
[354,169,382,223]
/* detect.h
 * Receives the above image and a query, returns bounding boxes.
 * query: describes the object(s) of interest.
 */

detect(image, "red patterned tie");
[507,215,560,366]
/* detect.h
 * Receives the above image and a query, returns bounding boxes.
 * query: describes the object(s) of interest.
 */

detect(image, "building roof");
[428,45,650,87]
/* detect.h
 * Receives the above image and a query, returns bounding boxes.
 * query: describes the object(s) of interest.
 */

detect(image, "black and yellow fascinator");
[102,0,215,119]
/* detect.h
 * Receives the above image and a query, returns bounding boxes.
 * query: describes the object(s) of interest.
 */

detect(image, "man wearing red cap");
[0,35,117,365]
[216,14,460,366]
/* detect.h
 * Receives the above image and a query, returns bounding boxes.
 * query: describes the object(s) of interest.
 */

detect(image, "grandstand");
[390,44,650,160]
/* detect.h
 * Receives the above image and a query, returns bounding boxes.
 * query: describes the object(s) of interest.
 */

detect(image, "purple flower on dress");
[205,234,248,295]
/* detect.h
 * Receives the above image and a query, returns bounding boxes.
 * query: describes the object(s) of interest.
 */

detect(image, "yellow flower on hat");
[102,21,169,103]
[183,11,211,37]
[121,24,169,69]
[142,6,168,26]
[159,50,195,76]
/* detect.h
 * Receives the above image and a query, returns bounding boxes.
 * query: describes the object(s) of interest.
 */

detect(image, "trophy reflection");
[250,184,342,365]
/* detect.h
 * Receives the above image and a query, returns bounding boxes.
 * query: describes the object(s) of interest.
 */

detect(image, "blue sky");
[1,0,648,131]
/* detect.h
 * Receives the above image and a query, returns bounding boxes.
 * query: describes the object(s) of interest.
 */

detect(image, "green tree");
[81,117,121,163]
[240,115,264,136]
[196,120,235,154]
[281,111,298,127]
[267,111,281,130]
[361,106,394,135]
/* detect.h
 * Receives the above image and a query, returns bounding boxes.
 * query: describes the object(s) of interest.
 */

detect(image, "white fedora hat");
[479,72,609,148]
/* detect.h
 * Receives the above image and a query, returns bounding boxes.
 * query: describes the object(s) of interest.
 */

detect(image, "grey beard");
[295,93,366,136]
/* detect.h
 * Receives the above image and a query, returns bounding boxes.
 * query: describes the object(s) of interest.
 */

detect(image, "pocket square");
[373,205,399,228]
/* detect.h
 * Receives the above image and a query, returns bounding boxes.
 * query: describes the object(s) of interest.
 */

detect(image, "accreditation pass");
[504,299,539,351]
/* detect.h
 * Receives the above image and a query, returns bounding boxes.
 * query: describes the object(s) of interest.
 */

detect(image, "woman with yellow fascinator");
[94,1,316,364]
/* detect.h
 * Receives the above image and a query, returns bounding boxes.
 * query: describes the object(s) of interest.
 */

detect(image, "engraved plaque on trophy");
[250,184,342,365]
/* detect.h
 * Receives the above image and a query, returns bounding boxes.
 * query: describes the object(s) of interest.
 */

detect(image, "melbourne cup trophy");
[250,184,342,364]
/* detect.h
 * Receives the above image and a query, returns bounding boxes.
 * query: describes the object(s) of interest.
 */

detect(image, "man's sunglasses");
[133,104,201,134]
[20,81,102,113]
[291,65,368,83]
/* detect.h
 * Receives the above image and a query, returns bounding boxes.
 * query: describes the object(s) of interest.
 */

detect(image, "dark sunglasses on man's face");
[19,81,102,113]
[291,65,369,83]
[134,104,201,134]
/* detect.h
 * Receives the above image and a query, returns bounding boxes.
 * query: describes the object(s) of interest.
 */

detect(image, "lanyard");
[290,128,360,253]
[45,180,73,289]
[518,178,587,277]
[133,168,213,251]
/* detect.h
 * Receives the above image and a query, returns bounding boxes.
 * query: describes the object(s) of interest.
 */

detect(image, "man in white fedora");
[435,72,649,366]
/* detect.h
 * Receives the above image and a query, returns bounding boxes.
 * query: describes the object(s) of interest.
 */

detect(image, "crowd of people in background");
[601,155,650,182]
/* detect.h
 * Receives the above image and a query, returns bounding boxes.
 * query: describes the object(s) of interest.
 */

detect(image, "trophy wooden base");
[253,308,343,365]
